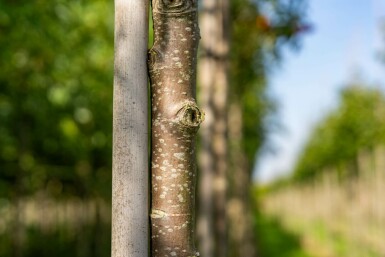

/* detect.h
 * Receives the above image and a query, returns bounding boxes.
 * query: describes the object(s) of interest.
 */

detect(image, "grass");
[254,211,313,257]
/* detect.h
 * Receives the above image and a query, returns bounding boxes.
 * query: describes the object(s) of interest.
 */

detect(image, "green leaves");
[293,85,385,181]
[0,0,114,199]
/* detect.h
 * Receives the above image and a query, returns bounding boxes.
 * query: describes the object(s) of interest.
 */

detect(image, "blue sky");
[256,0,385,183]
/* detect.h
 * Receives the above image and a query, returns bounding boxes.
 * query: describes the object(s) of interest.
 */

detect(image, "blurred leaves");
[0,2,114,255]
[0,0,114,199]
[230,0,309,167]
[293,85,385,180]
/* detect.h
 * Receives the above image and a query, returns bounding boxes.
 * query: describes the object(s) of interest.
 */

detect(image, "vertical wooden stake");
[112,0,149,256]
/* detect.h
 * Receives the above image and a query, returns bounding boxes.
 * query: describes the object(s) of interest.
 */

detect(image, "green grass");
[254,212,313,257]
[270,216,382,257]
[308,220,380,257]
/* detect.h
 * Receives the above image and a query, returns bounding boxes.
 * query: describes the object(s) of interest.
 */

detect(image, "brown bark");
[227,103,256,257]
[148,0,202,256]
[197,0,229,256]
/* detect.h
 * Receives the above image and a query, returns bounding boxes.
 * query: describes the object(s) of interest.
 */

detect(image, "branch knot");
[153,0,196,15]
[176,102,204,130]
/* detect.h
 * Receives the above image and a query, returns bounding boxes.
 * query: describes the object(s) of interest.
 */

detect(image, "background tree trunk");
[148,0,202,256]
[112,0,149,256]
[197,0,229,256]
[227,102,256,257]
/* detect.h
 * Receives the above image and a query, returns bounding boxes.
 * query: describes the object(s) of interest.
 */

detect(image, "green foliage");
[0,0,114,199]
[293,85,385,180]
[0,1,114,256]
[254,212,312,257]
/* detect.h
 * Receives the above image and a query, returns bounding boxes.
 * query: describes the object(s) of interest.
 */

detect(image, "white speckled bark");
[148,0,202,256]
[112,1,149,257]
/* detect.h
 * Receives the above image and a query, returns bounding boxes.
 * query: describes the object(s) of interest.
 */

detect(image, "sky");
[255,0,385,183]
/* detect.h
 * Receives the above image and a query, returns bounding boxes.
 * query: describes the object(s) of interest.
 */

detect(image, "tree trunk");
[112,0,149,256]
[148,0,202,256]
[227,102,256,257]
[197,0,229,256]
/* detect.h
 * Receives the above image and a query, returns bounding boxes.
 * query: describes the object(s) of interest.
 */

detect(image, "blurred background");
[0,1,113,256]
[0,0,384,257]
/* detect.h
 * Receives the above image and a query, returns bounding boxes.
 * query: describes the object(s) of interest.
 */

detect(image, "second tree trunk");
[198,0,230,256]
[149,0,202,256]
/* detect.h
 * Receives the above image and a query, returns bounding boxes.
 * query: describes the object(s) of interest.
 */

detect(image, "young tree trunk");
[112,1,149,257]
[197,0,229,256]
[148,0,202,256]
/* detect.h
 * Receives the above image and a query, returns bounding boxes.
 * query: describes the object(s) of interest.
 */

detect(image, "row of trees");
[262,85,385,257]
[197,0,309,256]
[292,85,385,181]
